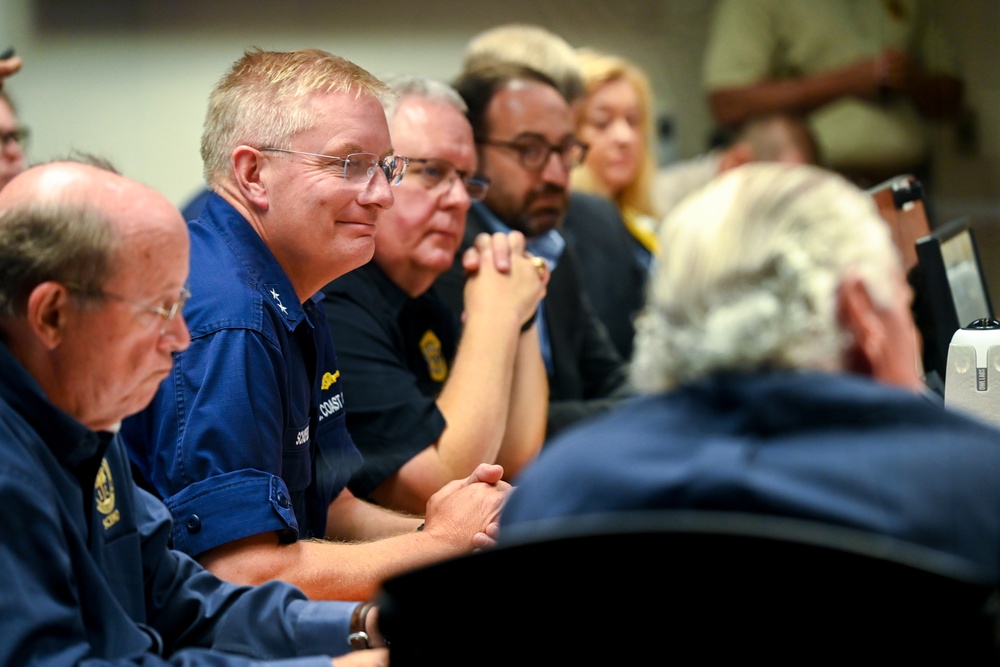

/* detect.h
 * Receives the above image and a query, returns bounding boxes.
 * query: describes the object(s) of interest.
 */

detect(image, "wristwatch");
[348,601,374,650]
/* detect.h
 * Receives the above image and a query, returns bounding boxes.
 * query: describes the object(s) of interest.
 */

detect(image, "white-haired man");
[502,163,1000,583]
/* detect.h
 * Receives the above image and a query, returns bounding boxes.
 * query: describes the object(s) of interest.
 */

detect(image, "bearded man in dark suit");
[434,64,635,438]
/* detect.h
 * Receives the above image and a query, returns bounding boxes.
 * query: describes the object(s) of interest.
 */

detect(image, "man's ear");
[232,146,270,211]
[836,273,885,377]
[25,282,72,351]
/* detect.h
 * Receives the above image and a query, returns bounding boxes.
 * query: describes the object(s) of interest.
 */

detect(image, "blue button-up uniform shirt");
[122,193,363,557]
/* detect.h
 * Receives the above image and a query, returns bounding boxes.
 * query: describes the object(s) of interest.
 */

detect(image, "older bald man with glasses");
[321,74,549,516]
[0,158,395,667]
[120,49,511,608]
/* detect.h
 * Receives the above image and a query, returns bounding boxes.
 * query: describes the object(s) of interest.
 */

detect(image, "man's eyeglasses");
[259,147,408,186]
[68,283,191,334]
[0,127,28,149]
[477,135,588,172]
[406,158,490,201]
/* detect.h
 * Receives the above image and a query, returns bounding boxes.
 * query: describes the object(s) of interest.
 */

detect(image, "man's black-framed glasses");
[67,283,191,334]
[406,158,490,201]
[477,135,588,172]
[258,147,408,186]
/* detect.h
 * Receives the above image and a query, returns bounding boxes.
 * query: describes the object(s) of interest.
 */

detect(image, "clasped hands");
[461,231,549,331]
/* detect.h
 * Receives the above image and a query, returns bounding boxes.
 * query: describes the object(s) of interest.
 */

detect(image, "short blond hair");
[201,48,393,185]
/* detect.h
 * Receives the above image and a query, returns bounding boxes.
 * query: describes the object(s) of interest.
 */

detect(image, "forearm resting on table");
[198,525,459,602]
[326,486,423,541]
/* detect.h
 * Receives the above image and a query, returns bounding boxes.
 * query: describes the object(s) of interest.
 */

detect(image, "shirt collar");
[471,201,566,269]
[200,193,310,330]
[368,262,411,317]
[329,261,411,319]
[0,340,110,468]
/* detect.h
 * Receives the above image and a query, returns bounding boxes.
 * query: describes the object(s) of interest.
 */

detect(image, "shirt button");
[185,515,202,533]
[276,491,291,508]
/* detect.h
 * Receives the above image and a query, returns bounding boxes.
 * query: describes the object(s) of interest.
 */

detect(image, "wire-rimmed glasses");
[67,283,191,334]
[259,147,408,186]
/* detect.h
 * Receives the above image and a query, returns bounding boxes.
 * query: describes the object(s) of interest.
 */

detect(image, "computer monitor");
[912,216,994,389]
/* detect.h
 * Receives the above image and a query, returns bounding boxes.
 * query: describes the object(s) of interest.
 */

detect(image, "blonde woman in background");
[572,48,660,268]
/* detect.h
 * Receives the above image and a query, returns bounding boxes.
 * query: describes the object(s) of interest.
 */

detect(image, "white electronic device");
[944,318,1000,427]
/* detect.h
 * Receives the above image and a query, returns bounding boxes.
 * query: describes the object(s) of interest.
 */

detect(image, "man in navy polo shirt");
[121,48,509,604]
[322,75,549,516]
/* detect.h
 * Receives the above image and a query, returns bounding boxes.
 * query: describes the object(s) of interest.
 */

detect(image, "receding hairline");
[380,73,467,116]
[0,162,117,208]
[12,160,156,198]
[0,162,183,244]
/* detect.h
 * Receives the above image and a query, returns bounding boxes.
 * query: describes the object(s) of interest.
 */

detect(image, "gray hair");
[631,163,900,392]
[0,198,117,318]
[201,47,395,185]
[380,73,467,117]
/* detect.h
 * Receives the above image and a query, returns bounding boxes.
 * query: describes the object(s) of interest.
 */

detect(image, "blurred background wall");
[0,0,995,229]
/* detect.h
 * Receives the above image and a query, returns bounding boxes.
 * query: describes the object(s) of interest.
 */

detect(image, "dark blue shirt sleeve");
[0,424,356,664]
[125,326,300,556]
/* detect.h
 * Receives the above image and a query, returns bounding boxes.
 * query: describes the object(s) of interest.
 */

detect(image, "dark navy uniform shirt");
[122,193,363,557]
[503,370,1000,583]
[0,340,357,662]
[322,261,456,499]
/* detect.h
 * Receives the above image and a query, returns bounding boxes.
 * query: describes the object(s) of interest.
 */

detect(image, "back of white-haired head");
[631,163,901,392]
